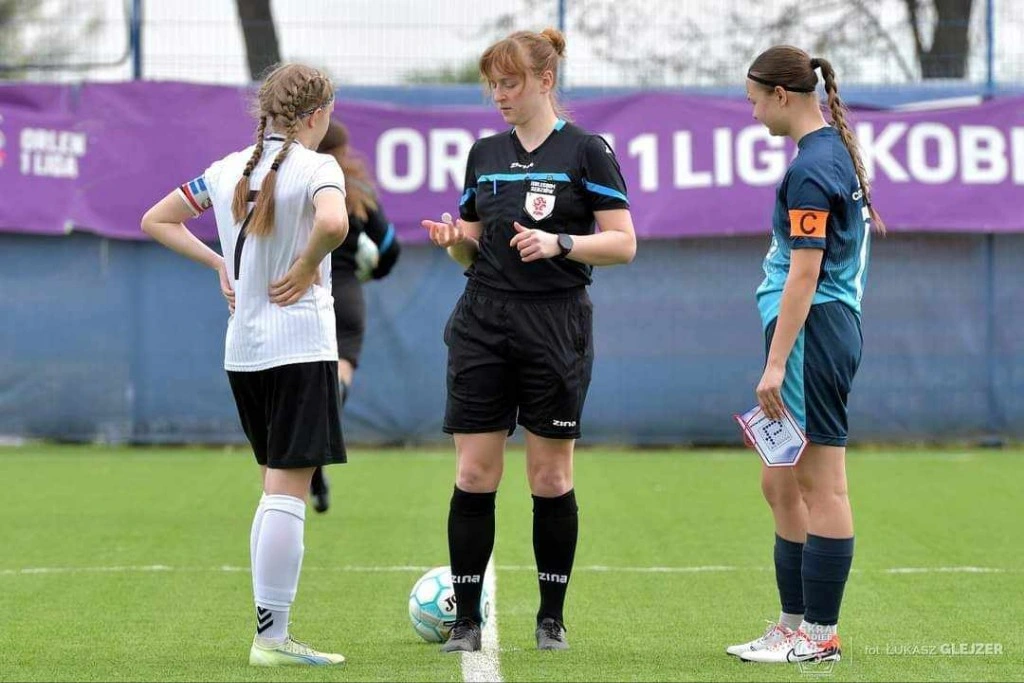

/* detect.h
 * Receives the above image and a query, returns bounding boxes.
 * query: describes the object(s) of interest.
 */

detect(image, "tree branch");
[852,0,918,79]
[904,0,926,63]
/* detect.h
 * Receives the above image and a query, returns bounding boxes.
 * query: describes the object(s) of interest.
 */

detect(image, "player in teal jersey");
[726,45,886,666]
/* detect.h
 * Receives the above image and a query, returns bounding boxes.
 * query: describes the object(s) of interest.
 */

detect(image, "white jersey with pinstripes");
[178,135,346,372]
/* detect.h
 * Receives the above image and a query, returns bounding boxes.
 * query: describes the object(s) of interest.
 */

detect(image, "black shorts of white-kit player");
[228,361,347,469]
[443,119,629,439]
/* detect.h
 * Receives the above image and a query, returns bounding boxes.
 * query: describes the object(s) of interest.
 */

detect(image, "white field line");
[461,556,501,683]
[883,566,1008,574]
[0,564,1014,577]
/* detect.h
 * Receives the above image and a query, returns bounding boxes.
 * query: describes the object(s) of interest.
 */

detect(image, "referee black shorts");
[227,361,347,469]
[443,281,594,440]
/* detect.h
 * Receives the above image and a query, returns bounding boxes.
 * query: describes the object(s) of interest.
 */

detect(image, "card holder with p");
[734,405,808,467]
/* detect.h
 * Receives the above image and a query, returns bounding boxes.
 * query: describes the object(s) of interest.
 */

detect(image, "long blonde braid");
[230,64,334,237]
[231,116,267,223]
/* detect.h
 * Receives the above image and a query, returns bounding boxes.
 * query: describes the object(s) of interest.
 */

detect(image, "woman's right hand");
[421,212,466,248]
[269,256,321,307]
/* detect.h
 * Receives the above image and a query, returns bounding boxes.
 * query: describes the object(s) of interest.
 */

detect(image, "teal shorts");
[765,301,863,446]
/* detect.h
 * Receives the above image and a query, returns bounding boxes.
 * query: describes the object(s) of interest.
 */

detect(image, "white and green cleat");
[249,636,346,666]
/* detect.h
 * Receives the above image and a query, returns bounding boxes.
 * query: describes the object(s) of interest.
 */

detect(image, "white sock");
[250,493,267,574]
[800,619,837,642]
[779,611,803,631]
[252,494,306,645]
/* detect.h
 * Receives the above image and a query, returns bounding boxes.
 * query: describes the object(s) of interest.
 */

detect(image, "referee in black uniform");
[421,27,637,652]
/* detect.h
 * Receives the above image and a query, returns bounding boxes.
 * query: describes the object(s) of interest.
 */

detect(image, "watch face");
[559,234,573,254]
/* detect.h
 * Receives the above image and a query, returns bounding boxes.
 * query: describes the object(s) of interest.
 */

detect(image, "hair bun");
[540,27,566,57]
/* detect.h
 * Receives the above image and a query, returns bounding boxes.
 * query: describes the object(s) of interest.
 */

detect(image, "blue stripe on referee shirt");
[584,180,629,204]
[477,173,571,183]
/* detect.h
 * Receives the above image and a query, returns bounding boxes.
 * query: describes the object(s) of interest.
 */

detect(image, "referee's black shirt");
[459,119,630,293]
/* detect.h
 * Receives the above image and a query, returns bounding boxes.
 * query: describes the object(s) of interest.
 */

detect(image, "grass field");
[1,445,1021,682]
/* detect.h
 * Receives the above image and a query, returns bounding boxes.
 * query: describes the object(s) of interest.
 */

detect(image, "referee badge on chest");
[525,179,557,221]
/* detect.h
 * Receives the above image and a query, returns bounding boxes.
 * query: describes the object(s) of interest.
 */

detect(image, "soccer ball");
[408,566,490,643]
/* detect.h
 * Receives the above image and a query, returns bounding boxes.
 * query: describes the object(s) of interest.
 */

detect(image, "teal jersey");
[756,126,873,327]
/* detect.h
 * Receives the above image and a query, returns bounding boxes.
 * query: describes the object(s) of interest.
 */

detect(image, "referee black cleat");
[440,618,482,653]
[536,617,569,650]
[310,466,330,514]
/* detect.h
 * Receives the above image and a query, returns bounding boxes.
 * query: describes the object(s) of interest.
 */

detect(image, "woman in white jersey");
[141,63,349,667]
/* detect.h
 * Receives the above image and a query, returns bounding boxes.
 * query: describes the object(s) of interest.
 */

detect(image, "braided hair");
[231,63,335,237]
[748,45,885,234]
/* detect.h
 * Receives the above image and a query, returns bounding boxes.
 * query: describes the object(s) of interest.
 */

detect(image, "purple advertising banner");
[2,82,1023,242]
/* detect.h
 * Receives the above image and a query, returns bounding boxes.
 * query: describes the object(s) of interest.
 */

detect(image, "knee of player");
[527,468,573,497]
[794,470,848,503]
[761,473,803,509]
[455,462,503,492]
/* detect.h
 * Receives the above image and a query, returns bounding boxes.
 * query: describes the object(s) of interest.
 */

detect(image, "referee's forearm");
[567,230,636,266]
[447,239,479,267]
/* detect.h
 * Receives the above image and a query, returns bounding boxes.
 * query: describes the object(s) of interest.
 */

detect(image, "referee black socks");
[447,487,496,623]
[532,489,579,626]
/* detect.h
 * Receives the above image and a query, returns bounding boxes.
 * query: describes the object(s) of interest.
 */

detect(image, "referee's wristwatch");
[555,233,574,260]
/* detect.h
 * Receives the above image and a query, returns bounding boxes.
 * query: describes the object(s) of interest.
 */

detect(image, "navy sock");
[533,490,579,625]
[447,487,496,623]
[774,534,805,616]
[802,533,855,626]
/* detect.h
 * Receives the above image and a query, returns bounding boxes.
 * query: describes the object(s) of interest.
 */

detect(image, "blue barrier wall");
[1,231,1021,445]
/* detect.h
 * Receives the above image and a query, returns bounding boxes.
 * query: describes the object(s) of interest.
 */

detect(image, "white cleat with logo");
[726,621,795,657]
[739,627,841,664]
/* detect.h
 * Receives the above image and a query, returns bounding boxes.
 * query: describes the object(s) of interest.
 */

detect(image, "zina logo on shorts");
[451,574,481,584]
[552,419,577,427]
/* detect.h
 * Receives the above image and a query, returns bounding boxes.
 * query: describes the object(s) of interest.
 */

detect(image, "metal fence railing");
[0,1,1020,89]
[0,0,131,80]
